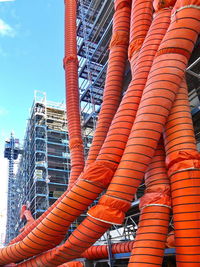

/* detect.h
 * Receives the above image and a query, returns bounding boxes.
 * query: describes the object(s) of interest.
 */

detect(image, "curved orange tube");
[164,79,200,266]
[17,5,177,266]
[8,0,152,250]
[82,240,135,260]
[0,161,117,265]
[58,261,84,267]
[17,217,110,266]
[86,0,132,166]
[3,0,200,266]
[128,0,154,70]
[2,0,153,264]
[63,0,84,187]
[90,4,173,225]
[96,0,153,165]
[8,0,85,248]
[89,0,200,228]
[128,142,171,266]
[164,79,197,166]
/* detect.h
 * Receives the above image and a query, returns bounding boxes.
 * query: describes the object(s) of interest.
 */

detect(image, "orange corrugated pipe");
[19,205,35,233]
[88,0,200,230]
[89,0,173,225]
[128,141,171,266]
[7,0,131,248]
[86,0,132,166]
[82,240,135,260]
[96,0,153,166]
[18,4,181,265]
[11,0,154,264]
[58,261,84,267]
[164,78,200,266]
[63,0,84,188]
[2,0,157,265]
[8,0,152,251]
[8,0,84,248]
[0,0,132,264]
[3,0,200,266]
[86,0,153,167]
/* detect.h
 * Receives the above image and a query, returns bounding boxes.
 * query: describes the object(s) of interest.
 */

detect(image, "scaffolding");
[4,133,21,244]
[5,92,91,241]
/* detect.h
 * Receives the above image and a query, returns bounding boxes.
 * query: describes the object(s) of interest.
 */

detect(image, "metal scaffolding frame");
[4,133,21,244]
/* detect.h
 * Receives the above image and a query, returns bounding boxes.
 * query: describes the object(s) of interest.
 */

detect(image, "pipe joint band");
[69,138,83,150]
[156,47,191,60]
[114,0,131,10]
[63,55,79,68]
[80,161,117,188]
[128,38,144,60]
[88,195,131,225]
[139,191,171,210]
[109,31,129,49]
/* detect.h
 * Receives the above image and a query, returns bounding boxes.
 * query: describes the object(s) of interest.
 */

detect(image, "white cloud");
[0,0,15,2]
[0,18,15,37]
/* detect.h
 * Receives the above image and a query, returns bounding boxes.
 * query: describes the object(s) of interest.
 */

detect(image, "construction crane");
[4,132,20,244]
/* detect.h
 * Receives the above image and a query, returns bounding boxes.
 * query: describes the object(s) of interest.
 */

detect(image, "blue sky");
[0,0,65,243]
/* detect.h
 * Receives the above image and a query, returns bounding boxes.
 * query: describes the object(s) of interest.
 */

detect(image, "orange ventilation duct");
[19,205,35,233]
[164,78,200,266]
[88,0,200,229]
[89,0,172,226]
[129,142,171,266]
[86,0,132,166]
[63,0,84,188]
[12,0,154,264]
[96,0,153,166]
[7,0,152,253]
[82,240,135,260]
[58,261,84,267]
[2,0,200,266]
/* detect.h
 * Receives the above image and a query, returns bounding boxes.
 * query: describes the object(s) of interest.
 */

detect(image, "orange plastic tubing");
[82,240,135,260]
[8,0,85,248]
[7,0,153,252]
[164,79,200,266]
[58,261,84,267]
[129,142,171,266]
[1,1,155,264]
[0,161,117,265]
[9,1,154,265]
[5,0,200,266]
[63,0,84,188]
[96,0,154,166]
[128,0,154,70]
[3,1,153,263]
[17,217,111,266]
[86,0,132,166]
[8,0,152,250]
[87,0,154,166]
[164,79,197,166]
[9,191,68,245]
[89,3,172,225]
[89,0,200,227]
